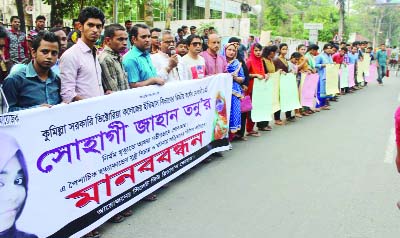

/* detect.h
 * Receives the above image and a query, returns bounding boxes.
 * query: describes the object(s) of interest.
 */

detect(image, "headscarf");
[246,43,265,75]
[0,133,29,229]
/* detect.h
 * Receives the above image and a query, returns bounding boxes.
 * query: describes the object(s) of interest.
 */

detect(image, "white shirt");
[181,54,206,80]
[150,51,188,82]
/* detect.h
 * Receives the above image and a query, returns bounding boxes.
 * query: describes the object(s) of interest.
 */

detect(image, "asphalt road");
[101,74,400,238]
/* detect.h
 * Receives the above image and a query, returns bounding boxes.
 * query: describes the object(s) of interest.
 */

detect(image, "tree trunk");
[205,0,210,19]
[165,0,174,29]
[338,0,345,41]
[144,0,153,27]
[15,0,26,33]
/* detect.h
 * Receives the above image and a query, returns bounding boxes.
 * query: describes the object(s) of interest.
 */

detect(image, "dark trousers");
[274,110,292,120]
[237,112,247,137]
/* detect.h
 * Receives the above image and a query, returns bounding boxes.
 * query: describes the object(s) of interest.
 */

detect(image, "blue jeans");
[377,64,386,84]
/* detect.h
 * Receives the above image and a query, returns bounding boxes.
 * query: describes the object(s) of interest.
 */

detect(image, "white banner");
[0,74,232,238]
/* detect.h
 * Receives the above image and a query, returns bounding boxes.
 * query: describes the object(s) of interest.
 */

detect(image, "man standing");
[200,33,227,76]
[182,25,190,39]
[123,24,164,88]
[27,15,46,44]
[181,35,205,80]
[98,23,132,223]
[376,43,389,85]
[60,7,105,103]
[150,28,161,54]
[4,16,29,70]
[151,30,187,82]
[67,19,80,45]
[2,31,61,112]
[190,26,197,35]
[99,24,130,93]
[49,27,68,75]
[124,20,133,51]
[201,28,209,51]
[123,23,164,201]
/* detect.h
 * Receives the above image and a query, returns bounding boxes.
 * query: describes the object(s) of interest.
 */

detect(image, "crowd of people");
[0,6,391,238]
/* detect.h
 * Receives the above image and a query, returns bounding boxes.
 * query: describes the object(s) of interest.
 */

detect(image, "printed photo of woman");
[0,132,38,238]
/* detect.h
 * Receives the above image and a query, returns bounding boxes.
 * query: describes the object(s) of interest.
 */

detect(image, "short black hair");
[176,40,186,46]
[49,27,63,33]
[249,35,255,40]
[367,46,373,50]
[262,45,278,58]
[72,19,79,25]
[0,26,7,39]
[297,44,306,51]
[323,43,332,50]
[290,52,301,59]
[53,19,63,26]
[279,43,288,50]
[340,47,348,52]
[78,7,105,26]
[332,44,339,50]
[36,15,46,21]
[208,26,215,31]
[190,26,196,30]
[150,28,161,34]
[125,20,132,24]
[253,43,262,51]
[228,37,241,44]
[104,24,125,38]
[31,31,60,51]
[130,23,149,39]
[182,25,188,29]
[186,34,201,46]
[340,41,346,45]
[10,16,19,23]
[177,28,183,33]
[307,44,319,52]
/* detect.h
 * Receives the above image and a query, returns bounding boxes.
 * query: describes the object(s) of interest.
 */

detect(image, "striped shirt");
[99,46,129,92]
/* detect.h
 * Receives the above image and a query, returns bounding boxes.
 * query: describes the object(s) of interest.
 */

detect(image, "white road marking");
[384,127,396,164]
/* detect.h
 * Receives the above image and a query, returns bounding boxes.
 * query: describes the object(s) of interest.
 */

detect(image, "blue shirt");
[51,59,60,76]
[122,45,157,83]
[2,61,61,112]
[376,50,388,66]
[348,53,358,64]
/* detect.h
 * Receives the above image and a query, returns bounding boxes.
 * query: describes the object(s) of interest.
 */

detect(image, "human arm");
[59,51,82,102]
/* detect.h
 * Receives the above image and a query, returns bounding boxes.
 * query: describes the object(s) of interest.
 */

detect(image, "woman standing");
[272,43,294,124]
[223,43,245,141]
[245,43,268,136]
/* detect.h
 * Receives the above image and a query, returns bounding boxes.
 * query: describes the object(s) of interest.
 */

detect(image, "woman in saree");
[223,43,245,141]
[273,43,295,123]
[315,43,333,110]
[0,133,38,238]
[245,43,269,136]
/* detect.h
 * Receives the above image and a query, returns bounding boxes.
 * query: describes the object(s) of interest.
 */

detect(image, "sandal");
[122,208,133,217]
[258,126,272,131]
[233,135,248,141]
[275,120,285,125]
[108,214,125,223]
[144,194,157,202]
[246,131,261,137]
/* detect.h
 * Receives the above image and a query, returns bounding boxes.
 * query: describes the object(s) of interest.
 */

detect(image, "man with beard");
[98,24,132,223]
[123,24,164,88]
[99,24,130,93]
[200,33,227,76]
[2,31,61,112]
[151,30,187,82]
[49,27,68,75]
[60,7,105,103]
